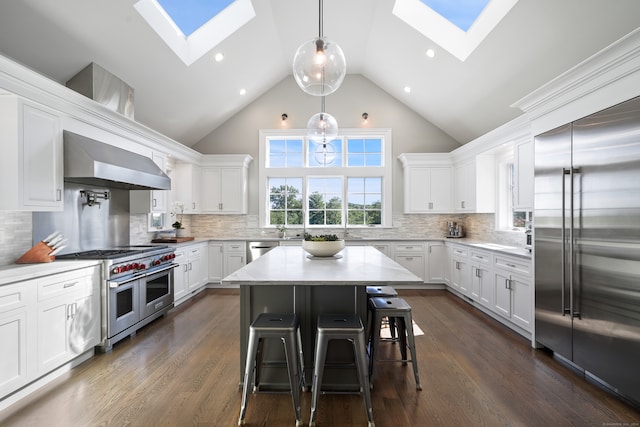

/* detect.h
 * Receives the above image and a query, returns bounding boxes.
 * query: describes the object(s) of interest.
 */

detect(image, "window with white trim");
[259,129,392,229]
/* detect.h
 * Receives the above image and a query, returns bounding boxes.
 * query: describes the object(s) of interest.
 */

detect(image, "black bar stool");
[368,297,422,390]
[365,286,398,342]
[309,314,374,427]
[238,313,305,426]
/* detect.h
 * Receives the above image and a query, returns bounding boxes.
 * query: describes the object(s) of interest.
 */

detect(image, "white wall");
[192,74,460,214]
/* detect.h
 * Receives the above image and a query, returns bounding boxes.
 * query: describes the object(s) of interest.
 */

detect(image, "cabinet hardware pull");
[188,262,193,271]
[63,281,77,288]
[461,201,466,208]
[192,202,196,209]
[428,202,433,209]
[56,189,62,201]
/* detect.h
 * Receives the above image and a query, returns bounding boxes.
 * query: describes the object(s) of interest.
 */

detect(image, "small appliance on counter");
[446,221,465,238]
[524,220,532,252]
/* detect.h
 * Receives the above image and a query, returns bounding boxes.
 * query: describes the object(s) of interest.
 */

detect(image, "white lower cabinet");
[1,265,100,401]
[426,242,447,283]
[0,282,35,397]
[223,241,246,279]
[208,242,224,283]
[493,255,532,332]
[174,243,209,305]
[450,245,470,295]
[393,242,426,282]
[36,267,100,376]
[445,243,532,336]
[469,249,493,308]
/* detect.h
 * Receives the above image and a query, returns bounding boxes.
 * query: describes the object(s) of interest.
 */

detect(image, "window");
[497,152,528,230]
[259,129,392,229]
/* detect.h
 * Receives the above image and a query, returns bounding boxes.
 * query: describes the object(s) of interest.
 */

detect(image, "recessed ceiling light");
[214,53,224,62]
[404,86,412,93]
[425,48,435,58]
[239,88,247,95]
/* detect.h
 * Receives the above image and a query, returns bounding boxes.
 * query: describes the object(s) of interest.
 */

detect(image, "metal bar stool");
[365,286,398,342]
[238,313,305,426]
[368,297,422,390]
[309,314,374,427]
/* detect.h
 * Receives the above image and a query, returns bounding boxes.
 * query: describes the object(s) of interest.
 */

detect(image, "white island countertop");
[222,245,423,286]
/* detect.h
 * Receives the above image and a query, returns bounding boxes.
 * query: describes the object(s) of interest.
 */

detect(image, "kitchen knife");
[49,246,66,256]
[42,231,59,244]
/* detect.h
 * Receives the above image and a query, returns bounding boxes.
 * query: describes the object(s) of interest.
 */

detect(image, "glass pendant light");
[313,139,337,166]
[292,0,346,96]
[307,96,338,143]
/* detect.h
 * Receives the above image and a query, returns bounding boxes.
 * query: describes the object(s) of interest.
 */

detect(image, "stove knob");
[171,253,176,259]
[139,263,146,270]
[133,262,139,270]
[112,266,121,274]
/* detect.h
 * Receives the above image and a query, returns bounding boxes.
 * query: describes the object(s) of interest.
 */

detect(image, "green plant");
[172,221,182,230]
[303,233,340,241]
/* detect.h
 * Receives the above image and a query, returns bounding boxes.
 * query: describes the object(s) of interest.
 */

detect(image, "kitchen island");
[222,245,423,389]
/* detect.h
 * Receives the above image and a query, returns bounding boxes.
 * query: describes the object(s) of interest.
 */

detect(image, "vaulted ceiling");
[0,0,639,148]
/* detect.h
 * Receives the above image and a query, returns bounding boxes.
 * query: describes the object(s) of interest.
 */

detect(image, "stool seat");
[365,286,398,297]
[310,314,374,427]
[368,297,421,390]
[239,313,305,426]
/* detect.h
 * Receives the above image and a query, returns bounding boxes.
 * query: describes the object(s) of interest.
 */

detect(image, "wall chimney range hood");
[63,131,170,191]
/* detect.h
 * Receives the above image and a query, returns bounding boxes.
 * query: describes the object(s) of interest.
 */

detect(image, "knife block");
[16,241,55,264]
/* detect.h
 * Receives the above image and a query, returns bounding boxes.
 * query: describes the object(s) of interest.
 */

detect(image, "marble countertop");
[222,245,423,286]
[0,260,102,286]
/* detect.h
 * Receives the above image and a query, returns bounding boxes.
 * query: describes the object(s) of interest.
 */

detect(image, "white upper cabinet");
[453,154,495,213]
[398,153,452,213]
[514,138,534,210]
[174,162,202,213]
[130,151,168,214]
[0,96,63,211]
[200,155,252,214]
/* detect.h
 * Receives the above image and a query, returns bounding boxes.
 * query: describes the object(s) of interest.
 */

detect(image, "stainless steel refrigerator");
[534,96,640,406]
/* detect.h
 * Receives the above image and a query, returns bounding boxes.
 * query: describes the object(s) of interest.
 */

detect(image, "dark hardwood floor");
[1,289,638,426]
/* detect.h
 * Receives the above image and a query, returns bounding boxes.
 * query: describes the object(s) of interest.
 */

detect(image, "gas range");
[56,245,177,351]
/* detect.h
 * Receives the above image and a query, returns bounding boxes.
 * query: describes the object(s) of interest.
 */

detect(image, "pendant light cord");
[318,0,323,38]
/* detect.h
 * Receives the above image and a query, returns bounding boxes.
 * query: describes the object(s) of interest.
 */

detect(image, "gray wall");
[192,74,460,214]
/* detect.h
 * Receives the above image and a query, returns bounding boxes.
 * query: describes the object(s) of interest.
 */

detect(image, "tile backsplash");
[1,211,526,267]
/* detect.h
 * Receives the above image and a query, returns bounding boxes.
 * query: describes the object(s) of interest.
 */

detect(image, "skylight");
[156,0,235,37]
[419,0,490,32]
[135,0,255,66]
[393,0,518,61]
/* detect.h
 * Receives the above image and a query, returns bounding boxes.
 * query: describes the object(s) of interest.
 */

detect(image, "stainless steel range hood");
[63,131,170,190]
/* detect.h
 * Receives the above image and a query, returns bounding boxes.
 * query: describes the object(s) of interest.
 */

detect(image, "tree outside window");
[347,177,382,225]
[308,177,343,226]
[268,178,303,226]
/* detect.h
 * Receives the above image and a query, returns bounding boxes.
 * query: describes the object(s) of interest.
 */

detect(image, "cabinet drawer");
[394,242,425,252]
[37,270,90,302]
[470,250,492,264]
[0,281,35,314]
[494,255,531,276]
[224,242,246,253]
[450,245,468,258]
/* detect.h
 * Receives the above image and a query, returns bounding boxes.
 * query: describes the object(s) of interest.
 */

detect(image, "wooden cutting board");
[151,237,195,243]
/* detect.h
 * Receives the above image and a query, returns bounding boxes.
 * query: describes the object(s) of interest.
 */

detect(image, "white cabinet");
[223,241,246,279]
[0,96,63,211]
[493,255,532,331]
[453,154,495,213]
[36,266,100,376]
[369,242,391,257]
[426,241,447,283]
[174,162,202,213]
[0,281,35,397]
[174,243,209,305]
[393,242,425,282]
[398,154,452,213]
[514,138,534,210]
[469,249,493,308]
[200,155,252,214]
[450,245,470,295]
[208,242,224,283]
[130,151,168,214]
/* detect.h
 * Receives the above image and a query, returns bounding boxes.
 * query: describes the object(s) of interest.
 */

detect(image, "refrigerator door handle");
[562,167,571,315]
[570,166,581,319]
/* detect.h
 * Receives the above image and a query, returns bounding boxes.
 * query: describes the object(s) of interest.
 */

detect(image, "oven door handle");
[108,273,145,288]
[145,263,180,276]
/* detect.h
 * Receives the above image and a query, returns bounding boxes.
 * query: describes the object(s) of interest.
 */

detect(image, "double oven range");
[57,245,177,352]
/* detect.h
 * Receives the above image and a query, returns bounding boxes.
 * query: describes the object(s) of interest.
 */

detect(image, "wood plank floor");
[1,289,639,426]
